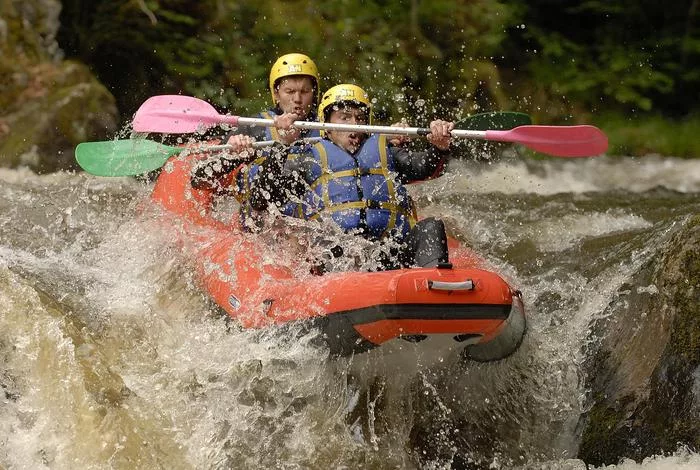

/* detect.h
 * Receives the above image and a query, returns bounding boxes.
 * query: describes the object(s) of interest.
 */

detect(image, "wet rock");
[578,216,700,465]
[0,0,118,172]
[0,0,62,61]
[1,372,20,402]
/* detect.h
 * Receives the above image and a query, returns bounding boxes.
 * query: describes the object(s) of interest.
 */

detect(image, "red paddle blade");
[132,95,238,133]
[486,125,608,157]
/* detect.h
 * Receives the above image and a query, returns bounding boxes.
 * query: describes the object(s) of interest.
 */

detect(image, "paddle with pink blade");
[133,95,608,157]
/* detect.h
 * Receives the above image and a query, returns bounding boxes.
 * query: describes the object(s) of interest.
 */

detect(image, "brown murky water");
[1,155,699,469]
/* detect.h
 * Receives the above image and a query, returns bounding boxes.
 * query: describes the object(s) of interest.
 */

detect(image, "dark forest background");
[46,0,700,157]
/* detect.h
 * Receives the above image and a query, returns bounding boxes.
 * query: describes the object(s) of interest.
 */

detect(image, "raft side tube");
[463,293,527,362]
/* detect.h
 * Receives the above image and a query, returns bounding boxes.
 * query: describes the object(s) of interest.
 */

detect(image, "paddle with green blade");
[132,95,607,157]
[453,111,533,158]
[456,111,531,130]
[76,111,535,177]
[75,138,320,177]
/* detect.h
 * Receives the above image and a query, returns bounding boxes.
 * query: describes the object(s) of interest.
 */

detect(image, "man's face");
[273,76,315,118]
[326,105,369,154]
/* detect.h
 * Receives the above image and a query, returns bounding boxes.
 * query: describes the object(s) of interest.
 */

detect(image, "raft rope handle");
[428,279,474,291]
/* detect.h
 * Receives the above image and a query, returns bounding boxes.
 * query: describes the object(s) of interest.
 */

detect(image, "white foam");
[526,211,653,252]
[590,448,700,469]
[442,155,700,195]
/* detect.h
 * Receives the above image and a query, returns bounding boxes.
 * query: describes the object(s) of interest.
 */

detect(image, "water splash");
[1,156,698,468]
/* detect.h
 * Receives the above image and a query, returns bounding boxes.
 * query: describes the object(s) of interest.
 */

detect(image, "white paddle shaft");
[236,117,485,139]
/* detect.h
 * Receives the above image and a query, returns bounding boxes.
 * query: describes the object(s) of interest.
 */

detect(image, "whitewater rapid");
[1,155,698,469]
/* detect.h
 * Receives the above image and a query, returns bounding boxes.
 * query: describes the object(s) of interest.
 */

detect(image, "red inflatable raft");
[149,152,526,359]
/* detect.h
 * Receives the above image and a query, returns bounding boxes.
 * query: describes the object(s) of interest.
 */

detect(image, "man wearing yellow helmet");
[227,52,320,151]
[245,83,456,271]
[192,53,320,207]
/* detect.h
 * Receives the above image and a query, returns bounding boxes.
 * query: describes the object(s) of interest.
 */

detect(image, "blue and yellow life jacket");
[234,109,319,211]
[282,134,416,240]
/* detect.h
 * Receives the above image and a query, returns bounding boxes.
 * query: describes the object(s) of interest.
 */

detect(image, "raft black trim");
[334,302,511,325]
[310,302,512,356]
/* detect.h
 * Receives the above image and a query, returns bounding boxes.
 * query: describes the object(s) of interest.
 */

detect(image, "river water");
[1,153,699,469]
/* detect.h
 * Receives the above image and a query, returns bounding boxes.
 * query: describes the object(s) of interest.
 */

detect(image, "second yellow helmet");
[318,84,372,124]
[269,53,320,105]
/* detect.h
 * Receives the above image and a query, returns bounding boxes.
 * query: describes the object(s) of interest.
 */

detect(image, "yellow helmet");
[269,53,320,105]
[318,84,372,124]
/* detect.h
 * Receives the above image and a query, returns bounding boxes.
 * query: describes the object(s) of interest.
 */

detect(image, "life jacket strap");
[260,111,281,141]
[232,154,267,203]
[307,200,414,224]
[308,135,417,237]
[309,167,388,189]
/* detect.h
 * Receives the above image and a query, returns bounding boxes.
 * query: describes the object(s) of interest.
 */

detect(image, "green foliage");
[501,0,700,117]
[593,112,700,158]
[56,0,700,141]
[58,0,230,118]
[58,0,521,124]
[525,32,675,112]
